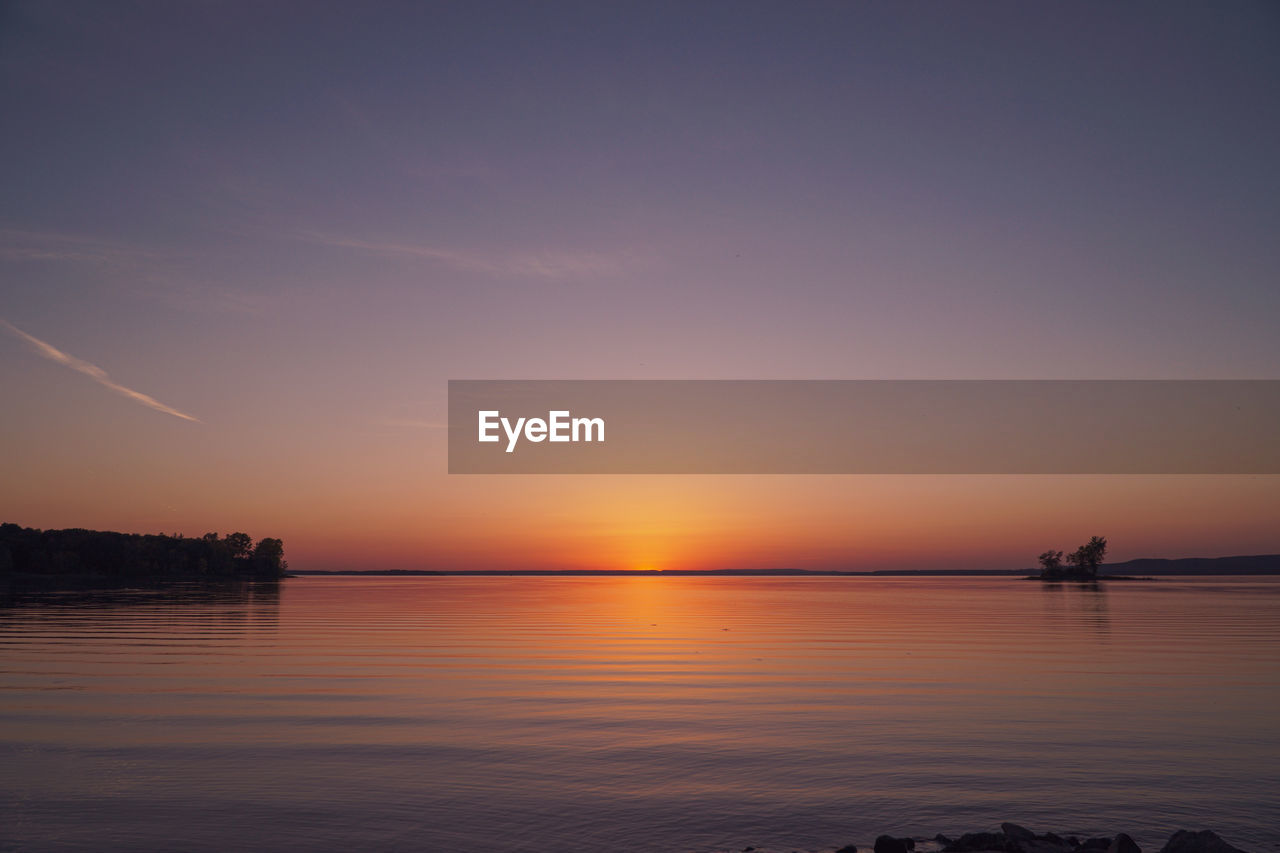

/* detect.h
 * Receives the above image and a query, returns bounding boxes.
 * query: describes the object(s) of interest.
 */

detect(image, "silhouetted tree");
[250,537,287,577]
[1065,536,1107,579]
[1086,535,1108,572]
[1038,549,1064,577]
[224,532,253,559]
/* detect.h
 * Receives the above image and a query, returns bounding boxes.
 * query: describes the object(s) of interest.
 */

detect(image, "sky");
[2,1,1278,571]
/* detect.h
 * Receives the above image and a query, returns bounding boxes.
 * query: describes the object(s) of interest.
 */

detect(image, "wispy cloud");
[1,228,265,317]
[0,228,165,266]
[295,231,629,280]
[0,318,201,423]
[135,277,269,317]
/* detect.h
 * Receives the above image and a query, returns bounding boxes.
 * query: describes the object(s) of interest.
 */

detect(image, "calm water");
[1,576,1277,853]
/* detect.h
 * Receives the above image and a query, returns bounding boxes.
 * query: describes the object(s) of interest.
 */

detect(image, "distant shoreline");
[4,524,1275,581]
[290,568,1032,577]
[290,554,1280,578]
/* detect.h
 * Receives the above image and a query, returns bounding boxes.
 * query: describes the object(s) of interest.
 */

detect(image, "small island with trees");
[1036,535,1114,581]
[0,523,287,582]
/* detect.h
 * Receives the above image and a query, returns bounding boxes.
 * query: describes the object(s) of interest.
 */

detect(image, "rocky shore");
[740,823,1253,853]
[932,824,1247,853]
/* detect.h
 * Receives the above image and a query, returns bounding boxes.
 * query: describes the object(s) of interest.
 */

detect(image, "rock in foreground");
[1158,831,1249,853]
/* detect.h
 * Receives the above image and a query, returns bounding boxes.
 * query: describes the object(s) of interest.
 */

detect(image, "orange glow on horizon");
[10,468,1277,573]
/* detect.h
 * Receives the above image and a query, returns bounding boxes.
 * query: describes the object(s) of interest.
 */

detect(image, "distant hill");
[1099,554,1280,576]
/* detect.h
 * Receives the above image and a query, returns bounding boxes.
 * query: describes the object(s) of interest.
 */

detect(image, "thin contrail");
[0,318,201,423]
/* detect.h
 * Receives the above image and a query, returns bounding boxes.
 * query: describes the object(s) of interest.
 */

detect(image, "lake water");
[1,576,1277,853]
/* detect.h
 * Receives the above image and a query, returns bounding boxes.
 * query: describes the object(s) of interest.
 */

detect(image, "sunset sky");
[2,2,1278,571]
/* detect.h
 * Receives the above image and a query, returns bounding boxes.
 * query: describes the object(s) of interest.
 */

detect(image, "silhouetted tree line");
[1038,536,1107,580]
[0,524,286,579]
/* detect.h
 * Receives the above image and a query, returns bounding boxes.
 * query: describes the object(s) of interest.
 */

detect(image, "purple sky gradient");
[2,2,1278,569]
